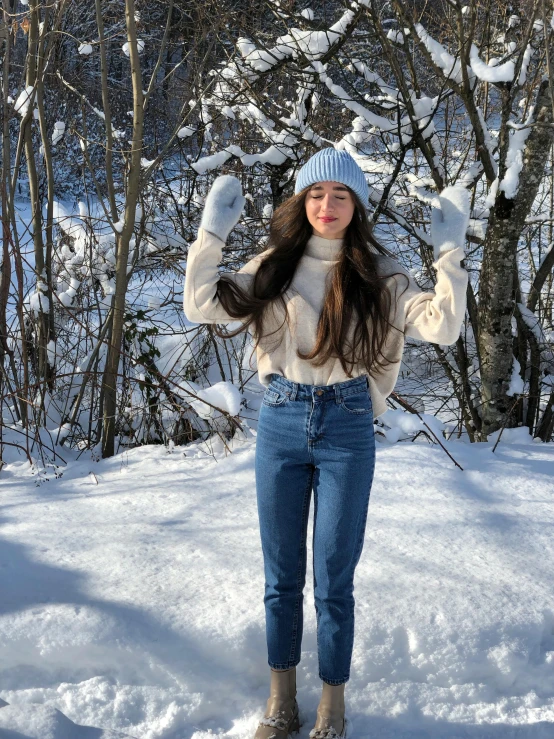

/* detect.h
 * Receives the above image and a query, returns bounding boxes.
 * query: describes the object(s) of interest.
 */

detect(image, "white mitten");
[199,174,246,243]
[430,185,470,261]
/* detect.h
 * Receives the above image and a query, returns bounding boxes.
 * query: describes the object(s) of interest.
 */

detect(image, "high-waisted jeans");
[254,372,376,685]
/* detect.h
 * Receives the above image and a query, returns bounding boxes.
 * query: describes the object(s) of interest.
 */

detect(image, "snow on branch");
[310,61,398,133]
[177,6,364,169]
[506,355,524,396]
[236,36,293,73]
[347,59,401,106]
[469,44,515,83]
[14,86,37,117]
[517,303,548,345]
[517,44,535,86]
[232,7,358,77]
[273,8,357,61]
[499,109,534,199]
[414,23,473,86]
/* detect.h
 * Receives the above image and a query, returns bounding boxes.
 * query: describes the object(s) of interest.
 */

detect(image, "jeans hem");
[269,660,300,670]
[320,674,349,686]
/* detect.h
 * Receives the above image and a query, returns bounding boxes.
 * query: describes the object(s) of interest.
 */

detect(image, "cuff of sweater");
[197,227,226,249]
[432,243,465,268]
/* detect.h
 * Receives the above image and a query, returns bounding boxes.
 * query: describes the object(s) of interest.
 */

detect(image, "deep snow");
[1,425,554,738]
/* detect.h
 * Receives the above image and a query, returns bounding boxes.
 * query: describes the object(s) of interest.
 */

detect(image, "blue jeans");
[254,373,376,685]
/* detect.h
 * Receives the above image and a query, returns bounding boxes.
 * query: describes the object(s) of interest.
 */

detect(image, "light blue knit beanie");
[294,148,369,205]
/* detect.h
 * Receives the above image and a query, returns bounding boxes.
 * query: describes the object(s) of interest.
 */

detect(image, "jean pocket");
[338,389,373,415]
[262,385,290,407]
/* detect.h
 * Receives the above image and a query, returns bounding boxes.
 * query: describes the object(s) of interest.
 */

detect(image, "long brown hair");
[213,186,409,379]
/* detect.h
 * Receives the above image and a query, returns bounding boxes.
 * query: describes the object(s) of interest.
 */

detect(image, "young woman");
[184,148,469,739]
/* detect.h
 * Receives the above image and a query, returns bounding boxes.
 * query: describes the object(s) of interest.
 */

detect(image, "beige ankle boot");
[254,667,300,739]
[308,682,348,739]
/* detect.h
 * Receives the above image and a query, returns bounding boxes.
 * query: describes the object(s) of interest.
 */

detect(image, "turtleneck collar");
[304,234,344,261]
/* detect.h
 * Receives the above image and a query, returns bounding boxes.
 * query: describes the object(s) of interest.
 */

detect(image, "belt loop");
[290,380,298,401]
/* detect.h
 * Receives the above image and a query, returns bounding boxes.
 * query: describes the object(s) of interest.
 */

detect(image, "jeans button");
[316,389,324,396]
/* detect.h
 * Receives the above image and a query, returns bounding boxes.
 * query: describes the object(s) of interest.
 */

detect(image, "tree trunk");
[101,0,144,458]
[477,79,554,440]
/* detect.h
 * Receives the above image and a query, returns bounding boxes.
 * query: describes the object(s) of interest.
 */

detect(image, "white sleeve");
[400,247,469,345]
[183,228,268,325]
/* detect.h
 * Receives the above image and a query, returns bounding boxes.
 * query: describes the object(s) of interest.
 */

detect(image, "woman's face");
[304,181,356,239]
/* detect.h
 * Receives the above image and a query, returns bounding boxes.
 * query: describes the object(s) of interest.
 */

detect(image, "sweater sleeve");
[400,246,469,345]
[183,227,268,324]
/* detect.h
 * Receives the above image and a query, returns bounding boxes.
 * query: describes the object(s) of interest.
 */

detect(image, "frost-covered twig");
[491,394,523,452]
[390,391,464,469]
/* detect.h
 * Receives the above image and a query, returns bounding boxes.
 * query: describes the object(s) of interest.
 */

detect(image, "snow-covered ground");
[1,428,554,738]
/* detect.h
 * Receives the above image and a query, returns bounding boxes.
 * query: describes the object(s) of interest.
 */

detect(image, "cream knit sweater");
[183,228,469,419]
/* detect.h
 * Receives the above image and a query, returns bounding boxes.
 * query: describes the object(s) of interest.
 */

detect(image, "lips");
[319,217,337,223]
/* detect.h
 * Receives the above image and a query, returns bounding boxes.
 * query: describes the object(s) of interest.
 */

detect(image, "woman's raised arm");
[401,246,469,345]
[183,228,267,324]
[183,174,268,325]
[401,185,470,345]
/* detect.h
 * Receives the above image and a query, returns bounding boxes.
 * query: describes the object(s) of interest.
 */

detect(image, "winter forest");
[1,0,553,462]
[1,0,554,738]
